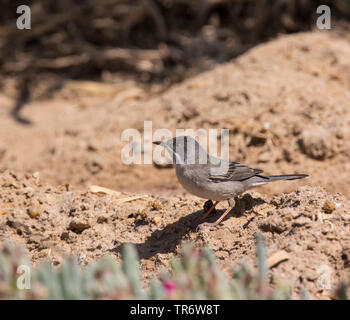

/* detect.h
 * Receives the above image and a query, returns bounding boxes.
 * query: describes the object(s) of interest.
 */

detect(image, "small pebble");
[150,201,163,211]
[322,200,336,214]
[153,216,161,225]
[28,202,41,218]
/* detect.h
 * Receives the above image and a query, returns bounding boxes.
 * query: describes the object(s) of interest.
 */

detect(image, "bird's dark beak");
[153,141,162,145]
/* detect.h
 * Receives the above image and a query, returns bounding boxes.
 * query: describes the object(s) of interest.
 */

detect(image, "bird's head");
[153,136,207,165]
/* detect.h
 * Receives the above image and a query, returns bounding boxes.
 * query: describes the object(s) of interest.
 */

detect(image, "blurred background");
[1,0,350,119]
[0,0,350,197]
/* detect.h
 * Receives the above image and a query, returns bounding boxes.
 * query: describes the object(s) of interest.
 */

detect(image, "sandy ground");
[0,171,349,299]
[1,30,350,299]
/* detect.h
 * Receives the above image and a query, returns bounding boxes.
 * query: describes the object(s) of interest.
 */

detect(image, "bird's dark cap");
[153,141,162,145]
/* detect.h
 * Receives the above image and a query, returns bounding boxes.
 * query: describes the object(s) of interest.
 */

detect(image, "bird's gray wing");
[208,161,264,182]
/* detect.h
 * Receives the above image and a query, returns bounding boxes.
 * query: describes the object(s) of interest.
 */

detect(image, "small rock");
[60,231,77,243]
[60,232,70,241]
[149,200,163,211]
[32,172,40,185]
[267,250,290,268]
[213,92,230,101]
[298,127,334,160]
[97,216,108,223]
[257,151,271,163]
[322,200,336,214]
[6,219,32,235]
[259,218,286,234]
[153,216,162,225]
[69,220,91,233]
[292,216,310,227]
[28,201,41,218]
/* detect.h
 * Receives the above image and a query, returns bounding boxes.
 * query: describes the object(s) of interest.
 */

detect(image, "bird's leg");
[213,198,237,226]
[202,201,220,220]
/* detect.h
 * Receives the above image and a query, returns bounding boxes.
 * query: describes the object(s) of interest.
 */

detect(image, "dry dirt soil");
[1,30,350,299]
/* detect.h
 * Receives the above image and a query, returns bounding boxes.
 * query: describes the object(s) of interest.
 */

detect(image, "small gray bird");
[153,136,308,226]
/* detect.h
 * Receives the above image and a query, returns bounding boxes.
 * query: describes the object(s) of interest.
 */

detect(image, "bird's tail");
[246,174,308,188]
[263,174,308,182]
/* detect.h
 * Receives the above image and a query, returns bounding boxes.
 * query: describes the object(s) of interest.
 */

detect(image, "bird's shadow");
[110,194,265,260]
